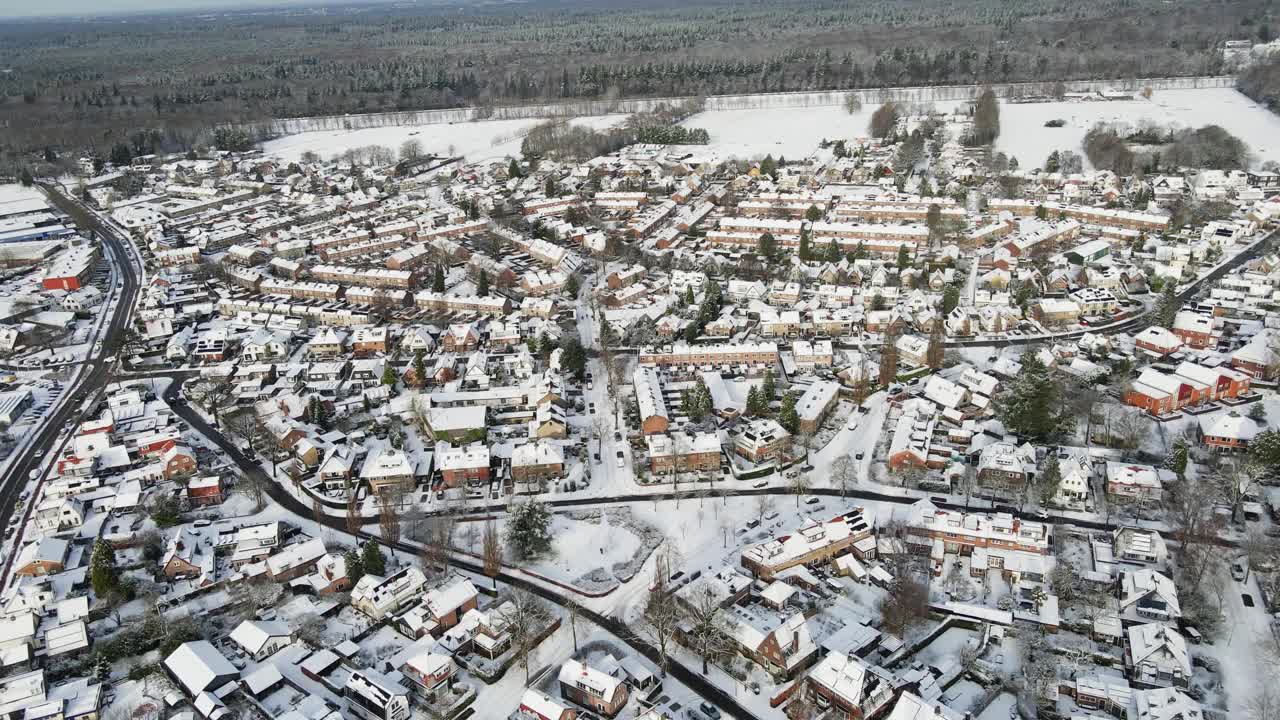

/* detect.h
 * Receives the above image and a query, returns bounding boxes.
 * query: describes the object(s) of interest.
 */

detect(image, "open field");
[676,88,1280,168]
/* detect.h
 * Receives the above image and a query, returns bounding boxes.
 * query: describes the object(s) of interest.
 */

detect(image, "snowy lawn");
[262,114,628,164]
[678,88,1280,169]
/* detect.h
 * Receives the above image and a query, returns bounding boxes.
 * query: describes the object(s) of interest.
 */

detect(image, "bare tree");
[312,496,326,529]
[482,519,502,589]
[634,582,682,677]
[241,470,269,512]
[345,493,362,536]
[1216,459,1262,524]
[878,552,930,638]
[507,590,553,684]
[754,493,776,524]
[831,455,855,498]
[1247,686,1280,720]
[399,138,423,161]
[682,581,734,674]
[789,471,812,507]
[565,598,583,653]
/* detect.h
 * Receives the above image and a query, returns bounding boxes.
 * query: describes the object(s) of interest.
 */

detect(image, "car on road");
[699,702,722,719]
[615,450,625,468]
[805,496,821,505]
[1232,561,1247,582]
[752,480,767,488]
[1243,593,1256,607]
[855,452,864,460]
[613,432,622,442]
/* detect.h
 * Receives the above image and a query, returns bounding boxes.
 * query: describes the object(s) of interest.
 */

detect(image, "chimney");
[793,630,800,650]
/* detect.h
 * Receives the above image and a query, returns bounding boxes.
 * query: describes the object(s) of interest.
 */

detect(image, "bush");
[1044,118,1066,128]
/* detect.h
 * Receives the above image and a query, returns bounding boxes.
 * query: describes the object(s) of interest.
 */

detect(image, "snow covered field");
[995,88,1280,170]
[676,88,1280,168]
[261,114,629,164]
[0,184,42,205]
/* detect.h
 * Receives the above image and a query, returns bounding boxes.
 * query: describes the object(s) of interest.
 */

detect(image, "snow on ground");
[977,692,1017,720]
[261,114,629,164]
[995,88,1280,170]
[461,510,644,590]
[678,88,1280,168]
[677,103,918,159]
[915,626,980,667]
[0,184,42,205]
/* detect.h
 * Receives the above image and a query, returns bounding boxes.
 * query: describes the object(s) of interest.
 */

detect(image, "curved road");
[0,183,143,583]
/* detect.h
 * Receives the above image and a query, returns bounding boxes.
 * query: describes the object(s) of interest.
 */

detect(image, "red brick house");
[558,659,629,717]
[187,475,224,506]
[1171,311,1214,349]
[161,445,197,480]
[1198,410,1262,452]
[1133,326,1183,357]
[438,445,490,487]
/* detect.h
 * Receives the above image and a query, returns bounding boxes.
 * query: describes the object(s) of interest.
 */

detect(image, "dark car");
[699,702,722,719]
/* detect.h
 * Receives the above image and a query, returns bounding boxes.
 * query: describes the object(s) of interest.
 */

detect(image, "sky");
[0,0,380,19]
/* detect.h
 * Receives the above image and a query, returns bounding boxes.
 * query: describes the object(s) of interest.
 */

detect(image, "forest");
[0,0,1273,172]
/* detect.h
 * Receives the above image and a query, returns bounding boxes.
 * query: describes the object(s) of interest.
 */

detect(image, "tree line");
[0,0,1266,168]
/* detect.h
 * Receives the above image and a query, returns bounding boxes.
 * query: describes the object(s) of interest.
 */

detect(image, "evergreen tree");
[413,349,427,387]
[1152,283,1180,328]
[381,363,397,387]
[997,351,1061,441]
[760,369,776,413]
[361,541,386,576]
[745,385,760,416]
[306,396,329,427]
[972,87,1001,146]
[560,337,587,379]
[896,244,911,270]
[18,168,33,187]
[507,500,552,560]
[759,154,777,179]
[90,540,119,597]
[682,377,713,422]
[826,239,841,262]
[507,157,522,178]
[432,264,445,292]
[879,325,900,387]
[798,227,811,262]
[1037,452,1061,505]
[109,142,132,166]
[344,547,366,586]
[926,204,944,247]
[926,320,945,370]
[544,175,559,198]
[682,286,696,306]
[564,274,580,297]
[804,204,823,222]
[756,232,777,259]
[778,391,799,433]
[1044,151,1061,174]
[941,285,961,315]
[1166,437,1190,480]
[477,271,490,297]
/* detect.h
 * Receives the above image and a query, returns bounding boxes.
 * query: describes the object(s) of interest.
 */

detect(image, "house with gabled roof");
[1120,569,1181,626]
[1125,623,1190,689]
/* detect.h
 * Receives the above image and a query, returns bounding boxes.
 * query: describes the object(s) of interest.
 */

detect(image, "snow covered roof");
[163,641,239,697]
[229,620,291,655]
[511,441,564,468]
[557,658,623,699]
[1197,410,1262,442]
